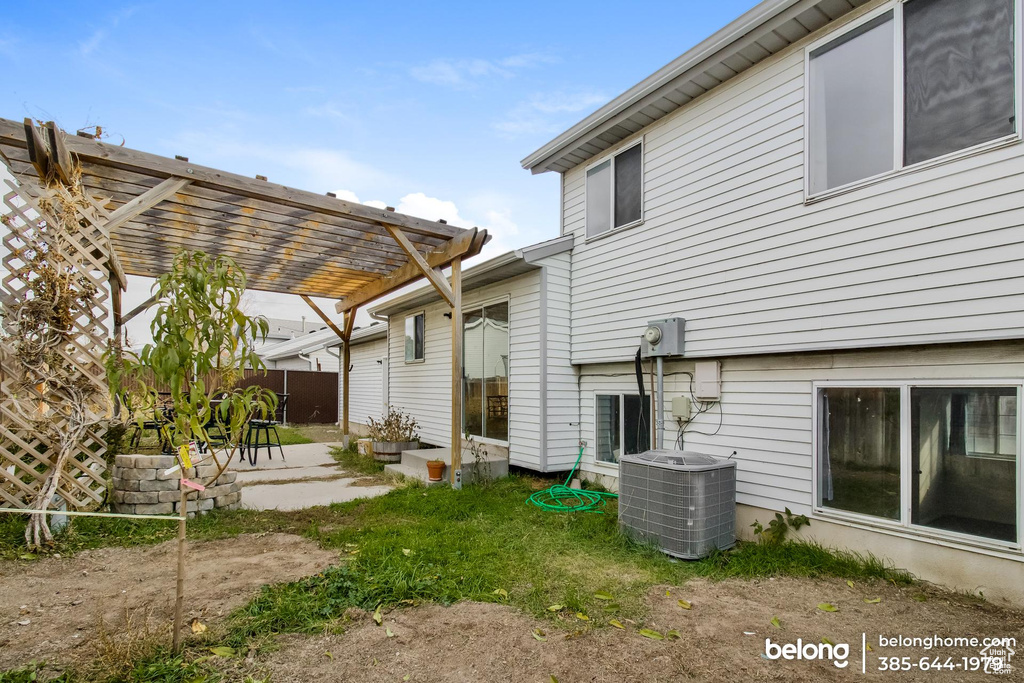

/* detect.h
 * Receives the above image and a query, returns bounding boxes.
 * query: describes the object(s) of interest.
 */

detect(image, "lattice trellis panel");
[0,177,111,510]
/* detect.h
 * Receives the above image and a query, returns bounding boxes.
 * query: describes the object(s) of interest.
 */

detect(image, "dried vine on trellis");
[1,170,113,548]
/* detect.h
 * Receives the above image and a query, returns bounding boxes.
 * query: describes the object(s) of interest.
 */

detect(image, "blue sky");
[2,0,758,340]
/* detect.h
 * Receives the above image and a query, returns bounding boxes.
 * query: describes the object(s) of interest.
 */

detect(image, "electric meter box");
[641,317,686,358]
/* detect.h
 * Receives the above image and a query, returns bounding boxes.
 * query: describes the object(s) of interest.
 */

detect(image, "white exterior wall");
[387,271,542,463]
[561,0,1024,364]
[385,254,576,470]
[544,251,580,470]
[577,340,1023,526]
[339,336,387,428]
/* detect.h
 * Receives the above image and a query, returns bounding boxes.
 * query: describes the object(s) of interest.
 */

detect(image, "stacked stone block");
[111,454,242,516]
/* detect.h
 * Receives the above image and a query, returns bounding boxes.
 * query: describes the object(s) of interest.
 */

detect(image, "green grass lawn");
[0,474,912,682]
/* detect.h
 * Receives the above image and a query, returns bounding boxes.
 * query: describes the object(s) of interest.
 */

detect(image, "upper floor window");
[586,141,642,238]
[807,0,1017,197]
[404,312,424,362]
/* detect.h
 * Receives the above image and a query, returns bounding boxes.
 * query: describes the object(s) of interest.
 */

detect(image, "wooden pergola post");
[449,257,463,484]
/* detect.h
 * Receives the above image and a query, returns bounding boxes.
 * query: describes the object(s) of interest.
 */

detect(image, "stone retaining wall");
[111,454,242,516]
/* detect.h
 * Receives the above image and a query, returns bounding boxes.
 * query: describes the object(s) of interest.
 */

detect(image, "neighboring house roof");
[370,235,573,317]
[522,0,870,174]
[263,317,326,340]
[259,322,386,361]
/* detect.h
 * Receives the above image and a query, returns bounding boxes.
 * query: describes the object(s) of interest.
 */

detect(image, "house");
[259,327,342,371]
[343,236,579,469]
[516,0,1024,602]
[254,317,328,355]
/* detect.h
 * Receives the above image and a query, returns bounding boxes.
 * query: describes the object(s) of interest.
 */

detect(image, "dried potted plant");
[366,406,419,462]
[426,458,445,482]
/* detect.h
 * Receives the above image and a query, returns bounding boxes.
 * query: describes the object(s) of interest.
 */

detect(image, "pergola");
[0,117,486,500]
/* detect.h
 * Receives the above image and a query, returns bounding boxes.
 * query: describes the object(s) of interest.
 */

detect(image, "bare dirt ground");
[0,533,335,671]
[260,578,1024,683]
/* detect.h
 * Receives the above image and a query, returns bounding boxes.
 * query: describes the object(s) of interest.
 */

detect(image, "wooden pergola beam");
[120,292,159,325]
[0,118,465,241]
[300,294,346,341]
[103,176,192,233]
[384,224,455,306]
[335,228,484,313]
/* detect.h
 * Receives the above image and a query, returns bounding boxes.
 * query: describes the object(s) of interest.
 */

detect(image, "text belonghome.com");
[764,634,1017,674]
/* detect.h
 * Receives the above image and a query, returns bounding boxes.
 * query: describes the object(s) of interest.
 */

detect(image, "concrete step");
[388,447,508,486]
[383,462,449,486]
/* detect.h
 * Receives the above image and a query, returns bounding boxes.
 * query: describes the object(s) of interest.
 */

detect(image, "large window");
[596,394,651,463]
[817,383,1020,545]
[807,0,1017,196]
[586,142,642,238]
[404,312,424,363]
[463,301,509,441]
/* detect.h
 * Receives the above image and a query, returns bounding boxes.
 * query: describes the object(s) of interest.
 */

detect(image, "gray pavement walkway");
[229,442,392,511]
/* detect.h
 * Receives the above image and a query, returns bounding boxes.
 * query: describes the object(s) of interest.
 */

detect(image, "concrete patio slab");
[230,442,393,511]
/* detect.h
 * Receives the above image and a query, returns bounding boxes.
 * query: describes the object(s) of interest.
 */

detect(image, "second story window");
[807,0,1016,197]
[586,141,642,238]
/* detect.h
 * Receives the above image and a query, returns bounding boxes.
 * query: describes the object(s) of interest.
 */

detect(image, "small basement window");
[586,142,642,238]
[596,393,651,463]
[404,312,424,362]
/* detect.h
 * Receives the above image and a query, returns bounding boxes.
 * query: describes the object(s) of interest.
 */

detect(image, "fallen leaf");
[863,597,881,604]
[402,548,413,556]
[576,612,589,621]
[822,637,835,646]
[677,599,692,610]
[550,677,559,683]
[493,588,509,599]
[532,628,547,641]
[912,594,928,602]
[190,618,207,634]
[603,603,621,612]
[594,591,614,601]
[666,629,681,640]
[846,580,855,589]
[866,643,874,651]
[386,627,395,638]
[18,554,35,561]
[665,589,670,596]
[209,646,235,658]
[404,676,410,682]
[547,604,564,612]
[639,628,665,640]
[324,651,333,660]
[817,603,839,612]
[770,617,781,629]
[372,605,383,625]
[608,619,625,629]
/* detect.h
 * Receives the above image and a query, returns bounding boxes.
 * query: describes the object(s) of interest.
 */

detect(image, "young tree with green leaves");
[112,250,277,482]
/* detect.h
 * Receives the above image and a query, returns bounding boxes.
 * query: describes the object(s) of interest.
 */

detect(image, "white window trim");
[403,310,425,364]
[811,379,1023,554]
[803,0,1024,204]
[583,138,645,242]
[462,295,511,445]
[593,392,653,465]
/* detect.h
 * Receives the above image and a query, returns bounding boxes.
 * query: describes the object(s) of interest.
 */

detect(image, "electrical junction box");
[671,396,691,421]
[641,317,686,358]
[694,360,721,400]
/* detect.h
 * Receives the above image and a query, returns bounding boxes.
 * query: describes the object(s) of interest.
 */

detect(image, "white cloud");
[410,52,557,89]
[78,6,139,56]
[495,90,608,137]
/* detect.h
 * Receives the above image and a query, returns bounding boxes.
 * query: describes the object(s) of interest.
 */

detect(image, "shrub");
[367,406,419,443]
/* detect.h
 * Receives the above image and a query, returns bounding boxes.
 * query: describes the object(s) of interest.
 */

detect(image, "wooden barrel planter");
[372,441,418,463]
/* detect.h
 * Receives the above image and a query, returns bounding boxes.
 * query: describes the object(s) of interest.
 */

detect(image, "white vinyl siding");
[562,0,1024,365]
[387,271,542,461]
[338,336,387,427]
[543,251,581,471]
[577,341,1024,542]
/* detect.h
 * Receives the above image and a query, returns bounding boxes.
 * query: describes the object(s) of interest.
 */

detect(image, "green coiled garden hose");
[527,444,618,512]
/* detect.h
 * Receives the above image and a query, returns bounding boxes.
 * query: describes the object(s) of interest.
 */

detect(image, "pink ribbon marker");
[180,478,206,492]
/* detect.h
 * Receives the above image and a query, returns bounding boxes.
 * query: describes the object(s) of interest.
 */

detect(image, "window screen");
[586,160,611,238]
[596,395,620,463]
[808,12,895,194]
[614,144,642,228]
[904,0,1015,166]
